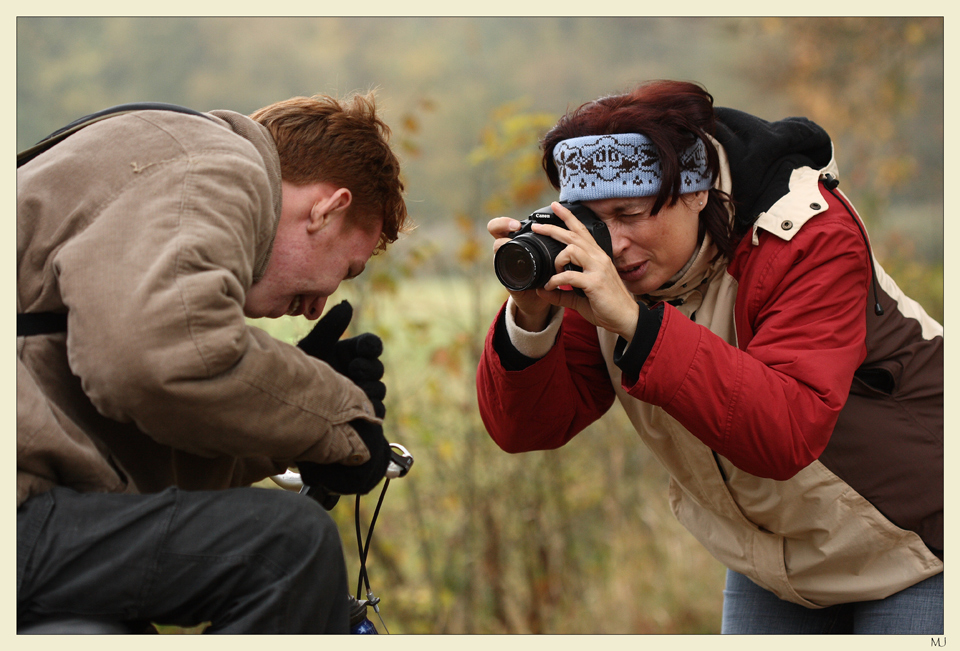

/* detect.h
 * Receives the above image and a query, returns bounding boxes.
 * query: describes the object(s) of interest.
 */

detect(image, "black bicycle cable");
[354,479,391,632]
[355,479,390,598]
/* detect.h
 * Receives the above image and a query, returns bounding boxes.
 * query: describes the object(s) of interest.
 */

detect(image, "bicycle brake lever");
[385,444,413,479]
[272,443,412,509]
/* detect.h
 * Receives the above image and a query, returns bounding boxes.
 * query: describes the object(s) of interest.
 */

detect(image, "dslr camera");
[494,201,613,294]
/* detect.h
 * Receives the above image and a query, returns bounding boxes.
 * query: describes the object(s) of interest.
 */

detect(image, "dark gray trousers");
[17,485,350,634]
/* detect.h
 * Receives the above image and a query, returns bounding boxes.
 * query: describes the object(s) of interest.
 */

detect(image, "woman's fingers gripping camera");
[487,216,522,252]
[531,202,640,342]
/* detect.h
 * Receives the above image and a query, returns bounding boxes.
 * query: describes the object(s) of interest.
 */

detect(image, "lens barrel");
[494,233,564,291]
[494,202,610,294]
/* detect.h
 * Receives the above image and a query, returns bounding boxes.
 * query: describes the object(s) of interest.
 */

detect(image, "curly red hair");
[251,91,408,253]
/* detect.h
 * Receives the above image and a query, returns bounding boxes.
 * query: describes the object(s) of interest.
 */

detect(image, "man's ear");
[307,187,353,234]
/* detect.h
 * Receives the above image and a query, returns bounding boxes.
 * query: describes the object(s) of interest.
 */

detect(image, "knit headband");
[552,133,713,202]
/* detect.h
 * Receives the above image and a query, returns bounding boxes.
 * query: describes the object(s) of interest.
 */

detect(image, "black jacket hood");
[714,107,834,232]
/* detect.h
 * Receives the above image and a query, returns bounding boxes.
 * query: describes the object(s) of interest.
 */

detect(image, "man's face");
[244,183,383,320]
[582,192,704,296]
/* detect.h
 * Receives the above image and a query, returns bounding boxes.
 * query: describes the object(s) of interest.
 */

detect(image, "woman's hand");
[532,202,640,342]
[487,216,555,332]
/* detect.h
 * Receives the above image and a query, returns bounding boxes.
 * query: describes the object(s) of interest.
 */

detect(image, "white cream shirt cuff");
[504,296,564,359]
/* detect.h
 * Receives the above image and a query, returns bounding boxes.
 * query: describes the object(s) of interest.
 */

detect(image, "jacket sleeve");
[624,199,871,480]
[476,302,616,452]
[54,147,374,467]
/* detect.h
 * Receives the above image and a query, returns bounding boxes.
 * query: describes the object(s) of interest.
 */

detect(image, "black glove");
[298,419,391,495]
[298,301,386,418]
[297,301,391,494]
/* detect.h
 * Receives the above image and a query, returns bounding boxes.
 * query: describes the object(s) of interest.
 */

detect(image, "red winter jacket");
[480,185,868,480]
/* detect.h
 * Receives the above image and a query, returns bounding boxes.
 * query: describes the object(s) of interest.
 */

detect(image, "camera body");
[494,202,613,294]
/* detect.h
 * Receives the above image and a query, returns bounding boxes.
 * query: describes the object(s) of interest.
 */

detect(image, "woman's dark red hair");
[541,80,736,260]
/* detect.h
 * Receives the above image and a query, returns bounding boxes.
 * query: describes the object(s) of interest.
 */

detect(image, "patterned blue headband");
[552,133,713,202]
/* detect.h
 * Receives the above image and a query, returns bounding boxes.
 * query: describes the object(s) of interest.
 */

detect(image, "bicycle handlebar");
[270,443,414,491]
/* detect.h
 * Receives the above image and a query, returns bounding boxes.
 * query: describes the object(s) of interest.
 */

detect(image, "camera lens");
[493,202,612,295]
[494,240,541,291]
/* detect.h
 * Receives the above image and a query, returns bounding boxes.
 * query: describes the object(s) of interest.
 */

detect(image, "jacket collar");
[751,158,838,245]
[208,110,283,283]
[714,107,834,233]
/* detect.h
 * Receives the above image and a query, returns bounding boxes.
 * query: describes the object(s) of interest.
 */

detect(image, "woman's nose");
[608,224,632,258]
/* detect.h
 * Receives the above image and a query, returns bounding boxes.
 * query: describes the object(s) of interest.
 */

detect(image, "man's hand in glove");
[298,419,391,496]
[298,300,386,417]
[296,300,390,494]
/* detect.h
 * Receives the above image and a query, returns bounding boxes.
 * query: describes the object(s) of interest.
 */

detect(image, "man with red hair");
[17,92,407,633]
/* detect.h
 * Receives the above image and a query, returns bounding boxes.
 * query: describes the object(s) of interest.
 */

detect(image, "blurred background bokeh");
[17,17,943,633]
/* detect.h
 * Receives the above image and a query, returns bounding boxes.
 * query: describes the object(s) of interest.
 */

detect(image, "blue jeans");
[721,569,943,634]
[17,486,350,633]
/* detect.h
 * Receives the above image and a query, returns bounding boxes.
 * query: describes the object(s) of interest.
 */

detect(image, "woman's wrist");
[514,302,553,332]
[616,302,640,343]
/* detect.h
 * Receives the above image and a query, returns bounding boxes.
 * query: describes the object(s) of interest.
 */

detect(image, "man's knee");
[261,489,340,543]
[229,488,343,563]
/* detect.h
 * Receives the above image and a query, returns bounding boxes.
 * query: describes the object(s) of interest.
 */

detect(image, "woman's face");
[583,191,705,296]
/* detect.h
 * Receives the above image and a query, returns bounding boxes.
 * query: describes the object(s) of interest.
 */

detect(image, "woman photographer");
[476,80,942,634]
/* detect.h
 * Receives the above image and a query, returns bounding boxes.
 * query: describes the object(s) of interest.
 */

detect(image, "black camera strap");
[17,103,214,337]
[17,102,213,168]
[17,312,68,337]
